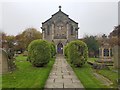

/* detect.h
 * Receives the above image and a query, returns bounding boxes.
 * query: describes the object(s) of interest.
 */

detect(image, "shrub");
[23,51,28,56]
[68,40,88,67]
[64,44,69,57]
[49,42,56,57]
[28,39,51,67]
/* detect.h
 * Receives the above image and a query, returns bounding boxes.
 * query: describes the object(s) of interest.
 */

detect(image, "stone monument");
[0,48,9,74]
[112,45,120,69]
[0,48,16,74]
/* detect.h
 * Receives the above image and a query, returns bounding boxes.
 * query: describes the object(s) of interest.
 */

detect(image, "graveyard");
[1,55,55,88]
[1,44,119,88]
[0,3,119,89]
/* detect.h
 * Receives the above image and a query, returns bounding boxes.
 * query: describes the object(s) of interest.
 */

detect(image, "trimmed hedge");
[64,44,68,57]
[49,42,56,58]
[27,39,51,67]
[65,40,88,67]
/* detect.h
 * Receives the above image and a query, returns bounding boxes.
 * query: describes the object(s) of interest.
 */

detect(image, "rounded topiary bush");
[68,40,88,67]
[27,39,51,67]
[64,44,68,58]
[49,42,56,57]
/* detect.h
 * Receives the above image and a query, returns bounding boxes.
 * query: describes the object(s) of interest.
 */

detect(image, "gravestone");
[112,45,120,69]
[98,43,113,68]
[0,48,16,74]
[0,48,9,74]
[99,43,112,59]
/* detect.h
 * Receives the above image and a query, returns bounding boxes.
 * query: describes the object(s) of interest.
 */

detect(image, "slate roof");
[42,8,78,24]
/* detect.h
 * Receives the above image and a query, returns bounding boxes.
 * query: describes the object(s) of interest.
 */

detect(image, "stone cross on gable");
[59,6,61,11]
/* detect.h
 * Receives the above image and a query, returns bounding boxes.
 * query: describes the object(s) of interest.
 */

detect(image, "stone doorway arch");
[57,43,63,54]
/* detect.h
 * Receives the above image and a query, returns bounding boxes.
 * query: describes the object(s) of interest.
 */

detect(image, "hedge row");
[27,39,56,67]
[64,40,88,67]
[50,42,56,58]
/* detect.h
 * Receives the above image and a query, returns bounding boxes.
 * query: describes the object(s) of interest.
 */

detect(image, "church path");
[44,54,84,88]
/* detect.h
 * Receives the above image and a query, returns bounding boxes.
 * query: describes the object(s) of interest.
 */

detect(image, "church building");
[41,6,79,54]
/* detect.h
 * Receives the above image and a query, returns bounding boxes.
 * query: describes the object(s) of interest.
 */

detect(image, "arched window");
[104,49,109,56]
[47,25,50,35]
[71,25,73,35]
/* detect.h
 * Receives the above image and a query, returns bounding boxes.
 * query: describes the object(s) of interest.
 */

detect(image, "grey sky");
[118,1,120,25]
[0,0,118,38]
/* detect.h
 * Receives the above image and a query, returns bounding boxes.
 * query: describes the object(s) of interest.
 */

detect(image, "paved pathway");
[44,54,84,88]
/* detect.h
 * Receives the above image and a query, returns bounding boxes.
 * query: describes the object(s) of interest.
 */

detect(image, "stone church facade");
[41,6,79,54]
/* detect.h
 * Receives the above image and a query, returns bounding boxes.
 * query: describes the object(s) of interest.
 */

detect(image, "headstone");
[112,45,120,69]
[0,48,9,74]
[0,48,16,74]
[98,43,113,67]
[99,43,112,59]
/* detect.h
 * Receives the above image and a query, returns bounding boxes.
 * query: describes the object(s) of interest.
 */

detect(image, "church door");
[57,43,63,54]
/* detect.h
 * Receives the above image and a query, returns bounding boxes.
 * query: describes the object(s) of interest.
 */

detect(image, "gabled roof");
[51,10,69,17]
[42,6,78,24]
[42,18,52,24]
[42,10,68,24]
[69,18,78,24]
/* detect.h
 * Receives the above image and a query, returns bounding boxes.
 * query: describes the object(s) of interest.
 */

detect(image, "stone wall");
[112,45,120,69]
[42,8,78,47]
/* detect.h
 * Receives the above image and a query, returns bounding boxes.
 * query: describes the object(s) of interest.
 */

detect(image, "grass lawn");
[0,75,2,88]
[88,58,118,88]
[97,68,118,88]
[87,58,98,63]
[72,63,109,89]
[2,55,55,88]
[66,57,108,89]
[68,57,118,89]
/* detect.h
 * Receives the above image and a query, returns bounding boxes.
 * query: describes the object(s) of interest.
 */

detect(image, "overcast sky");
[0,0,119,38]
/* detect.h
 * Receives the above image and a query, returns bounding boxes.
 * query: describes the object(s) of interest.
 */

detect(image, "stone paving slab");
[63,75,73,79]
[53,83,63,88]
[64,83,76,88]
[45,83,63,88]
[44,54,84,88]
[46,78,54,83]
[49,75,62,79]
[72,79,81,83]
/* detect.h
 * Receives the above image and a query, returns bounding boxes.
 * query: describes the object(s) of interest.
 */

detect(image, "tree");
[1,32,15,50]
[6,35,15,48]
[14,28,42,52]
[1,32,16,60]
[109,25,120,46]
[82,35,99,58]
[14,33,26,52]
[22,28,42,49]
[1,32,7,48]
